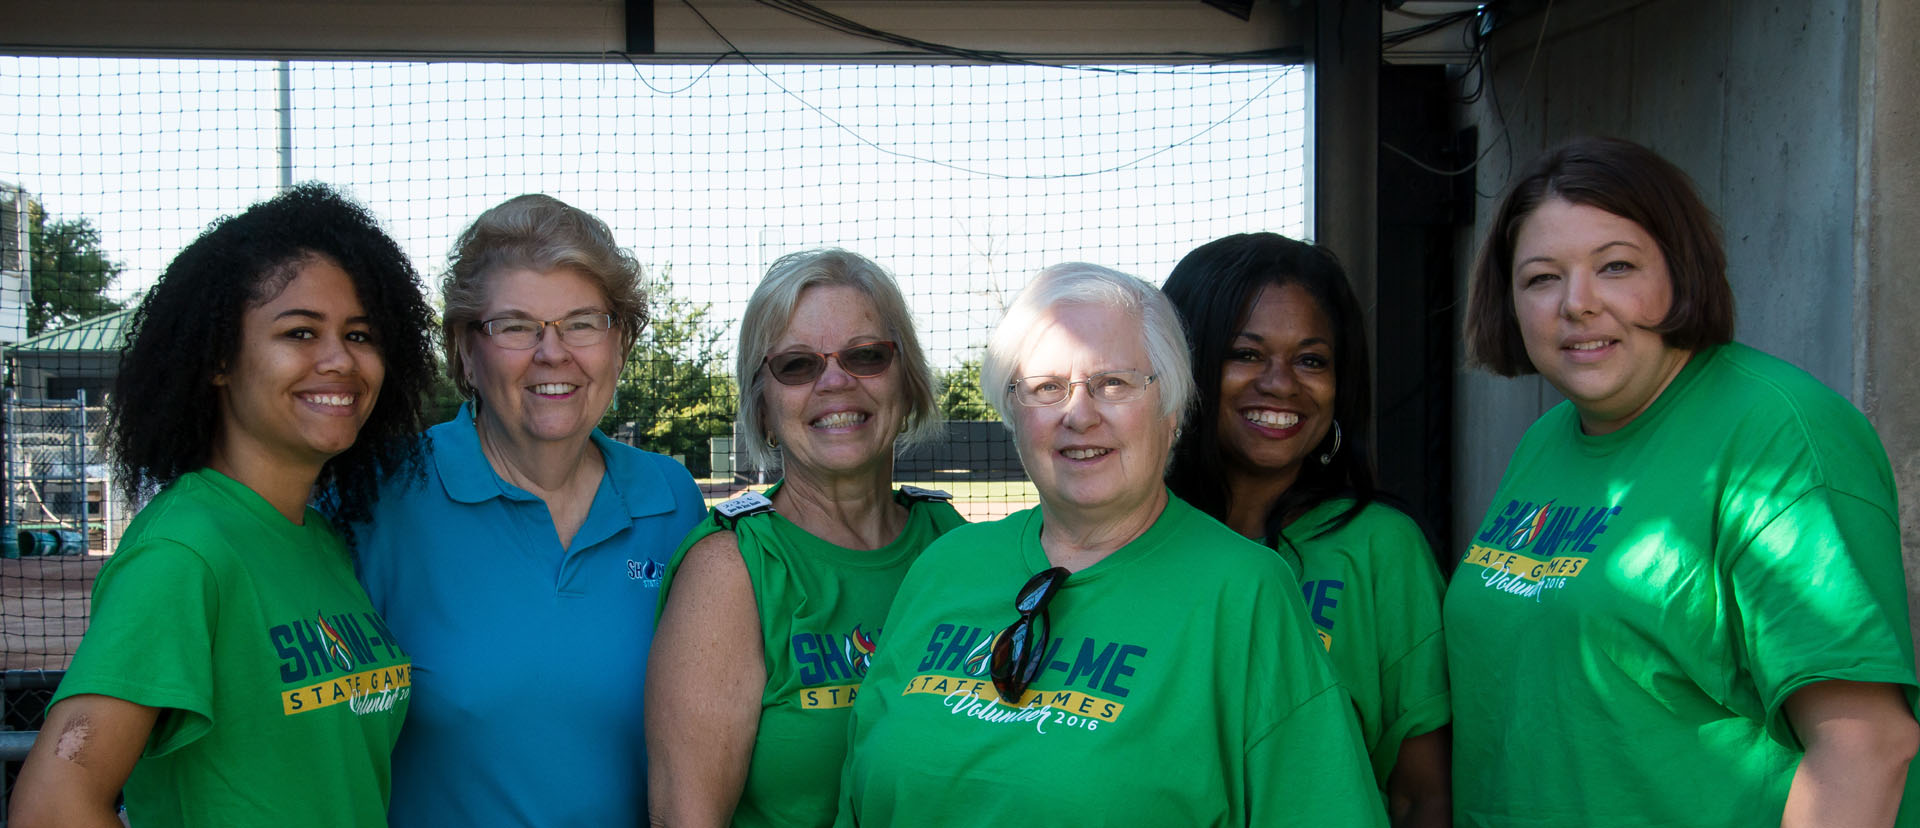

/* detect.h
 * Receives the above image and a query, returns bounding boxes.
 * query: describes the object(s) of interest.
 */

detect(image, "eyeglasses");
[473,313,615,350]
[762,341,898,386]
[1008,371,1156,407]
[989,566,1070,703]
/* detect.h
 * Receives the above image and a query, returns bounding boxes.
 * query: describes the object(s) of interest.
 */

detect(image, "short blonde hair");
[982,262,1194,436]
[735,249,942,471]
[441,194,647,399]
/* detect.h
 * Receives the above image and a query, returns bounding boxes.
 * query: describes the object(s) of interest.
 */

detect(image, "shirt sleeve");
[1369,519,1451,782]
[51,538,221,757]
[1247,683,1389,827]
[1726,486,1919,748]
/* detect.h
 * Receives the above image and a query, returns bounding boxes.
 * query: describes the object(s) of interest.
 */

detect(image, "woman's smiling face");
[461,266,622,446]
[213,255,384,473]
[761,284,906,480]
[1213,282,1337,491]
[1511,198,1690,434]
[1011,302,1176,525]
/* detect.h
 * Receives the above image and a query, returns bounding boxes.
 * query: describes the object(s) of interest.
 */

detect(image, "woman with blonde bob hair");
[355,194,707,827]
[1451,137,1919,827]
[648,249,961,828]
[835,263,1383,827]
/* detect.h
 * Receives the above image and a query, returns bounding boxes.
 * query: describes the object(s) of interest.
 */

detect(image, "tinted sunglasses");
[763,341,898,386]
[989,566,1070,703]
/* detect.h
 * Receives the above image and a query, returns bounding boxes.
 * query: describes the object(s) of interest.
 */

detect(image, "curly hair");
[109,183,439,534]
[1161,233,1375,549]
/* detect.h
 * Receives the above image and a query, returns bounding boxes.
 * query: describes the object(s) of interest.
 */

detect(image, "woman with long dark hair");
[11,183,437,828]
[1164,233,1450,827]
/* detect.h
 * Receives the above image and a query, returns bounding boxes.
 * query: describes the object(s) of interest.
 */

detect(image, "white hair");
[981,262,1194,436]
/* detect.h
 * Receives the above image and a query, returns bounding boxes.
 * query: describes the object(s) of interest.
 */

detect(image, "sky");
[1,56,1307,364]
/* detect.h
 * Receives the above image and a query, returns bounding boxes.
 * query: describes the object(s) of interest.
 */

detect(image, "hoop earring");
[765,432,780,449]
[1319,420,1342,466]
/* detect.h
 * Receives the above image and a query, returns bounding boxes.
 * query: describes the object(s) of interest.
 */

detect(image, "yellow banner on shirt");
[1463,545,1590,583]
[282,664,412,715]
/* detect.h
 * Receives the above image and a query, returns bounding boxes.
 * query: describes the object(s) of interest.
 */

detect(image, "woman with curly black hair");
[11,183,437,828]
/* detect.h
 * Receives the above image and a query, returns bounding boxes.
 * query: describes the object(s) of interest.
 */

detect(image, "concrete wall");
[1859,0,1920,651]
[1449,0,1918,642]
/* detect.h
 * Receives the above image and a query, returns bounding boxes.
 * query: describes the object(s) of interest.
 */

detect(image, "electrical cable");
[674,0,1299,180]
[612,50,731,95]
[1383,7,1481,48]
[1379,0,1551,191]
[669,0,1309,68]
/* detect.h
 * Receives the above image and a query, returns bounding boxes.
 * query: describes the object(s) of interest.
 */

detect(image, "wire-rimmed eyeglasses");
[1007,371,1156,407]
[473,313,615,350]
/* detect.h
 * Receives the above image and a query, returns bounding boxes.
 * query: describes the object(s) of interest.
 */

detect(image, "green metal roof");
[5,308,134,355]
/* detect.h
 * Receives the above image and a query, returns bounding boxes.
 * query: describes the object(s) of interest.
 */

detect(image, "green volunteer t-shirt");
[1283,499,1449,788]
[836,494,1386,827]
[658,483,966,828]
[1446,343,1919,827]
[50,468,411,828]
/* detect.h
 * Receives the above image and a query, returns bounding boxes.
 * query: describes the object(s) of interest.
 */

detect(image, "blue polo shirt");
[355,405,705,827]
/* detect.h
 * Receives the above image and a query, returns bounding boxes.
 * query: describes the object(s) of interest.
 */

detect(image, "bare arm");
[1386,726,1450,828]
[646,531,768,828]
[9,694,159,828]
[1782,680,1919,828]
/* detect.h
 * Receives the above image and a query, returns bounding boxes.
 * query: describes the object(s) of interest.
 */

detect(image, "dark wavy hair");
[109,183,438,534]
[1466,136,1734,375]
[1162,232,1375,550]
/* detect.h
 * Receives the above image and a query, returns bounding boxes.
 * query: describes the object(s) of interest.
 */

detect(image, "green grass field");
[698,478,1035,501]
[696,478,1038,521]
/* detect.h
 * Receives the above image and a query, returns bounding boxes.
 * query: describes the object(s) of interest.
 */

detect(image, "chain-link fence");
[2,393,120,678]
[2,670,63,821]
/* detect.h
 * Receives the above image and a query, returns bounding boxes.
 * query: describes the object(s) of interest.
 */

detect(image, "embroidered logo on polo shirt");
[628,558,666,587]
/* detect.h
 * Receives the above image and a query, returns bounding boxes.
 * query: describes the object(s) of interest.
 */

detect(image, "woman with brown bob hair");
[1450,136,1918,827]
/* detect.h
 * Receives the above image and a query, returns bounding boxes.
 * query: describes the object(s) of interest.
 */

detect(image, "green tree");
[26,203,126,336]
[937,357,996,421]
[600,267,737,478]
[423,370,467,426]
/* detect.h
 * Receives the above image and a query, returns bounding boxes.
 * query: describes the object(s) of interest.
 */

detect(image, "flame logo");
[846,624,878,676]
[314,612,355,672]
[1508,500,1554,550]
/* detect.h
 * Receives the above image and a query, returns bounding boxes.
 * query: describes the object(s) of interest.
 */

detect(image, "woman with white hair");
[834,263,1383,826]
[647,249,963,828]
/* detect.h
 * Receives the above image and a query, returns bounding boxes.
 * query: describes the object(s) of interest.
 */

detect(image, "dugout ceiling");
[0,0,1307,62]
